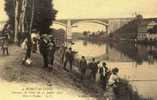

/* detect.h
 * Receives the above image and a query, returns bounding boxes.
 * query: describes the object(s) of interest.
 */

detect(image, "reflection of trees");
[108,41,157,64]
[110,14,143,40]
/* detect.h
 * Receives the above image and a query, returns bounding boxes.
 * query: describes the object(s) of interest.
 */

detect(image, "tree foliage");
[4,0,57,62]
[4,0,57,35]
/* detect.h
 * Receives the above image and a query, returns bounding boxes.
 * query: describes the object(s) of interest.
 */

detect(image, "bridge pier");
[64,20,73,46]
[105,25,110,36]
[54,19,110,39]
[66,20,72,40]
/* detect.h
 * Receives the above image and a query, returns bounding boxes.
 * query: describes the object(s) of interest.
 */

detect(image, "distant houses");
[137,19,157,41]
[109,15,157,43]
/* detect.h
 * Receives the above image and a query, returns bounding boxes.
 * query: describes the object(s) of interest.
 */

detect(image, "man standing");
[79,56,87,80]
[63,47,74,72]
[31,33,39,53]
[1,33,10,56]
[48,36,56,70]
[61,46,67,64]
[1,38,9,55]
[39,35,49,68]
[89,58,99,81]
[99,62,110,90]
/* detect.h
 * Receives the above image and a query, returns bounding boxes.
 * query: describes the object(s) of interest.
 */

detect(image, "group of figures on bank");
[21,33,58,69]
[79,56,120,98]
[2,32,121,99]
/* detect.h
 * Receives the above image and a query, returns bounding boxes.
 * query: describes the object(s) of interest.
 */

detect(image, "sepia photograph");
[0,0,157,100]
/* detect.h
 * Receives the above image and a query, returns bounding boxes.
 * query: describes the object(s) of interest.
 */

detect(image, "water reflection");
[108,41,157,64]
[72,40,107,59]
[71,39,157,99]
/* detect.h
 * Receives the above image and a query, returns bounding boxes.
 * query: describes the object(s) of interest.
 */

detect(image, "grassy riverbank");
[0,44,151,100]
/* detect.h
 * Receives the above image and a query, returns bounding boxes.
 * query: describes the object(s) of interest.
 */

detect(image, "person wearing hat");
[31,33,39,53]
[108,67,120,86]
[1,37,9,56]
[63,47,74,72]
[89,58,99,81]
[108,67,120,98]
[60,45,67,64]
[99,62,110,90]
[79,56,87,80]
[48,36,56,70]
[39,34,49,68]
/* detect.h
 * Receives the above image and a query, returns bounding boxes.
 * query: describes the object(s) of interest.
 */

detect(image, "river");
[70,39,157,99]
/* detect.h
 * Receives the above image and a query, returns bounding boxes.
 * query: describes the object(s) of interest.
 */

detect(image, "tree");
[4,0,57,40]
[4,0,57,63]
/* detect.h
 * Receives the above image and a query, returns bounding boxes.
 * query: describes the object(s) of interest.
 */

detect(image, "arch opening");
[72,20,109,27]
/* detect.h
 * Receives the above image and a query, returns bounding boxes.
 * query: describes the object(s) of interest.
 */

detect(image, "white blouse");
[108,74,120,86]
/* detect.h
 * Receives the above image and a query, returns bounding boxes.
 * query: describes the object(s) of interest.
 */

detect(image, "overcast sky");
[54,0,157,19]
[53,0,157,32]
[1,0,157,32]
[1,0,157,21]
[0,1,7,21]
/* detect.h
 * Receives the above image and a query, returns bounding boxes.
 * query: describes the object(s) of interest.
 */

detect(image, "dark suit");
[39,38,49,68]
[99,66,109,90]
[63,50,74,71]
[79,59,87,80]
[48,40,58,66]
[89,62,98,81]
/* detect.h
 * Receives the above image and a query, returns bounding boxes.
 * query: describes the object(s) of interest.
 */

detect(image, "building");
[137,19,157,41]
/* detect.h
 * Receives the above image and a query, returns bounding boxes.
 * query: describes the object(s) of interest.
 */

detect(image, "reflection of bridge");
[54,18,134,39]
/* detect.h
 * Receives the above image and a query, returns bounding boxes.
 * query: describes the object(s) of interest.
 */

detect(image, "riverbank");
[0,44,150,100]
[0,44,106,100]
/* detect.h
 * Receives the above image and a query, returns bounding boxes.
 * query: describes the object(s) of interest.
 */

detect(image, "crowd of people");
[21,33,59,71]
[78,56,120,97]
[21,33,121,97]
[58,45,121,98]
[0,32,121,98]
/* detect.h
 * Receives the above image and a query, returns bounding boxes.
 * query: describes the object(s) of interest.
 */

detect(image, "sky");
[1,0,157,20]
[0,1,7,21]
[52,0,157,32]
[1,0,157,32]
[53,0,157,19]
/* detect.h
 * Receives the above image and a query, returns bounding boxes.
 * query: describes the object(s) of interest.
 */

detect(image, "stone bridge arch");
[71,19,109,27]
[71,19,109,34]
[53,19,110,39]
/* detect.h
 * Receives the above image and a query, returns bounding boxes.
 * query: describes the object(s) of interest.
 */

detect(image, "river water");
[70,39,157,99]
